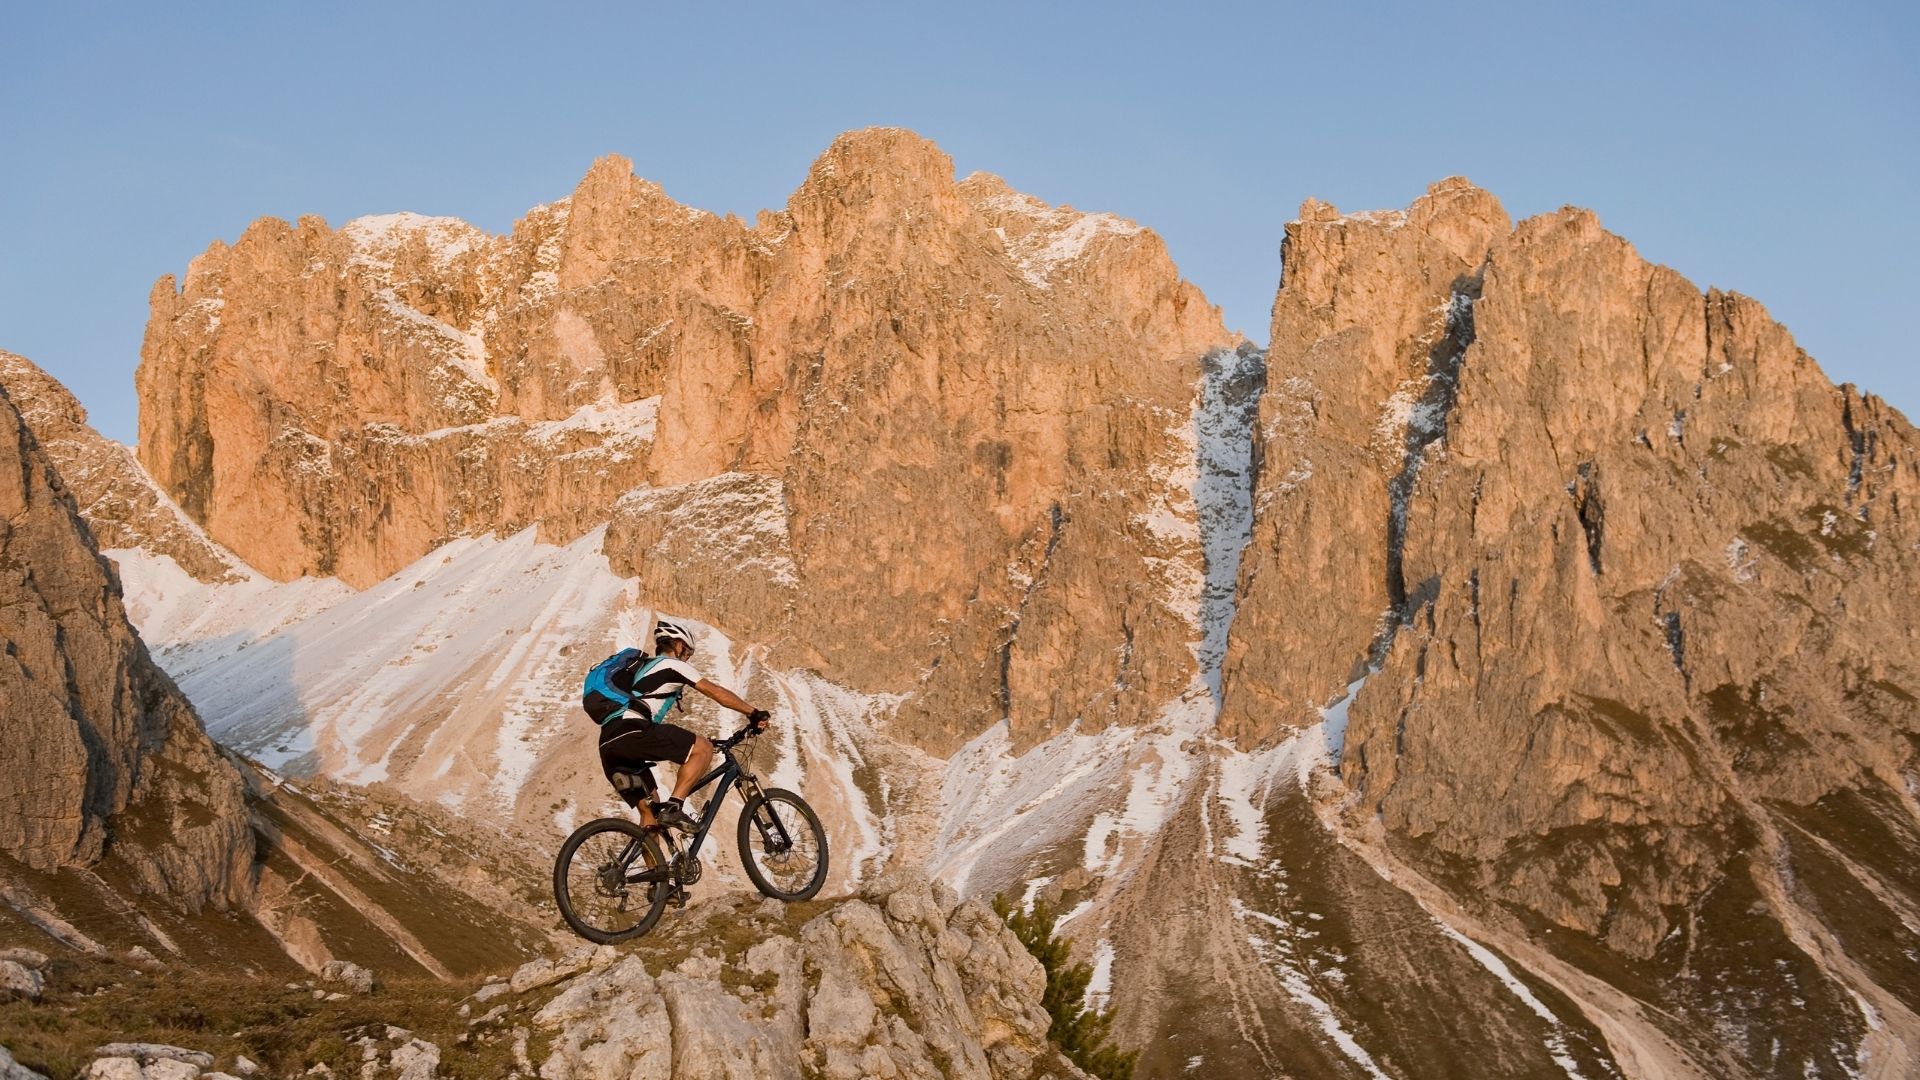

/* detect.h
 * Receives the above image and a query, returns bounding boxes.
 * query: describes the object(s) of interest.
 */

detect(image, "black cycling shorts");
[599,715,699,780]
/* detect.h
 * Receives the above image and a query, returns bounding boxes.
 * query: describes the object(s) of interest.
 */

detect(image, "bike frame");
[674,751,746,862]
[621,729,795,882]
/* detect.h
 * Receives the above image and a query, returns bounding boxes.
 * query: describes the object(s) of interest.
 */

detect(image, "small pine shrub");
[994,895,1137,1080]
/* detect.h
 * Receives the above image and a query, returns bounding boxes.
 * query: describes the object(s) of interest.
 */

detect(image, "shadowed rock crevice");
[1378,272,1482,660]
[1571,460,1606,575]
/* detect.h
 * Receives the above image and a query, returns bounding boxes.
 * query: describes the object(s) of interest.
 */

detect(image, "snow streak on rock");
[1194,344,1268,707]
[1208,723,1326,866]
[1379,280,1478,654]
[1429,919,1589,1079]
[1233,887,1391,1080]
[932,684,1214,898]
[973,188,1146,289]
[762,668,901,888]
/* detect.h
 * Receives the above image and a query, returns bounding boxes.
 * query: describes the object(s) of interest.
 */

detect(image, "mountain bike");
[552,725,829,943]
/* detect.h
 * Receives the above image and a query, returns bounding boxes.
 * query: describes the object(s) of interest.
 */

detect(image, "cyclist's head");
[653,619,694,660]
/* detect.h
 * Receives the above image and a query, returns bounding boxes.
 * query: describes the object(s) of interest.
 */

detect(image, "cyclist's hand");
[747,708,772,733]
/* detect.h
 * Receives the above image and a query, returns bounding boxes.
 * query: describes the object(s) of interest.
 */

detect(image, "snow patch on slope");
[344,212,486,266]
[763,670,901,886]
[1430,920,1589,1078]
[1235,895,1393,1079]
[934,682,1216,897]
[1211,723,1326,866]
[1319,668,1376,764]
[975,189,1144,289]
[118,526,886,898]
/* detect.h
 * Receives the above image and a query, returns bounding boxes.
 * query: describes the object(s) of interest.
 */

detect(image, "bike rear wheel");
[737,789,829,901]
[553,818,672,943]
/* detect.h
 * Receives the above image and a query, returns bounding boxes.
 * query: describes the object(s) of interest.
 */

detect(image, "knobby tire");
[553,817,672,943]
[736,788,829,901]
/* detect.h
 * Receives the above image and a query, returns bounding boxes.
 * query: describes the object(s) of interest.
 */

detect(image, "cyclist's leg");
[598,715,664,825]
[604,722,704,803]
[673,735,714,800]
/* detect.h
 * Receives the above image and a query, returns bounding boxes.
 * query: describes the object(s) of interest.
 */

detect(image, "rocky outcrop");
[136,129,1233,753]
[0,350,238,583]
[528,874,1084,1080]
[1222,179,1920,1077]
[0,373,251,912]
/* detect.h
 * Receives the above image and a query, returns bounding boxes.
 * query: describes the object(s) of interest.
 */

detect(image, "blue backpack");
[582,650,685,726]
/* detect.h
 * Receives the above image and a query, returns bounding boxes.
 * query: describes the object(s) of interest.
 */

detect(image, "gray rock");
[528,888,1060,1080]
[534,956,673,1080]
[79,1061,143,1080]
[89,1045,215,1069]
[232,1057,259,1077]
[390,1038,440,1080]
[319,959,374,994]
[511,1028,532,1072]
[0,961,43,1001]
[509,951,597,994]
[0,1044,51,1080]
[0,949,48,969]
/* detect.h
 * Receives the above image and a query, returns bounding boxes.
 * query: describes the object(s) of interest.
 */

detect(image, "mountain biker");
[592,620,771,833]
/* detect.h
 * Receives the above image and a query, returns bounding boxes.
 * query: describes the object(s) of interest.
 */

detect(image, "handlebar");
[715,724,764,752]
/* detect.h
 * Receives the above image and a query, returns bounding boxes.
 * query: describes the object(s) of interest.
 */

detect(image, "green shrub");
[993,895,1136,1080]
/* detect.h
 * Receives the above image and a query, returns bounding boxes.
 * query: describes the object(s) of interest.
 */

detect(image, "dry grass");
[0,955,557,1080]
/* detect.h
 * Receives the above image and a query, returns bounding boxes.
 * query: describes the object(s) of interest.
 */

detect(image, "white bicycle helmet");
[653,619,695,656]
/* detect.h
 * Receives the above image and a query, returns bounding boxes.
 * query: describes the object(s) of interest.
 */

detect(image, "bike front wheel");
[553,818,672,943]
[737,789,829,901]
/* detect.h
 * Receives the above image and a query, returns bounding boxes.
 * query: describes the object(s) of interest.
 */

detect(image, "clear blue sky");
[3,2,1915,442]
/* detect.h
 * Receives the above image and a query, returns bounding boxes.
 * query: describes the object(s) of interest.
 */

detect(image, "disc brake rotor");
[595,862,627,897]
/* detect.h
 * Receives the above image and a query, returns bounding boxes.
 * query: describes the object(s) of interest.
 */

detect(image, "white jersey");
[624,655,702,721]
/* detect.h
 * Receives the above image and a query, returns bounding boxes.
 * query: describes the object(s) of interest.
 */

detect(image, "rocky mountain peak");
[803,126,958,193]
[0,366,250,911]
[134,129,1233,755]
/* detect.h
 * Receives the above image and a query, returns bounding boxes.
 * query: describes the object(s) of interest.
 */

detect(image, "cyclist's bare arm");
[694,679,755,716]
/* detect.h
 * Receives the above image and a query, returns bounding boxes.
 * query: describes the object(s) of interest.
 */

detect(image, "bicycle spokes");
[748,803,817,889]
[566,828,661,930]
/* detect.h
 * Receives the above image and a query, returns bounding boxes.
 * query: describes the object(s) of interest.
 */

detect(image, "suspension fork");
[740,774,796,852]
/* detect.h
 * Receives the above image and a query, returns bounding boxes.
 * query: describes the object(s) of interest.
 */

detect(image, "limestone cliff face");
[1224,181,1920,1076]
[1220,179,1511,739]
[137,128,1234,752]
[0,371,250,913]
